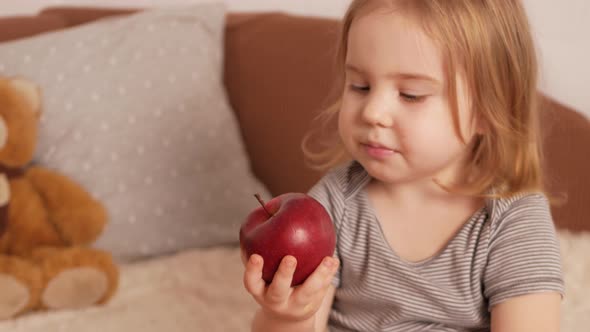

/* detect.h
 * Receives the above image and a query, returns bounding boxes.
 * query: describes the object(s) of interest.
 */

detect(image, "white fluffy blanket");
[0,231,588,332]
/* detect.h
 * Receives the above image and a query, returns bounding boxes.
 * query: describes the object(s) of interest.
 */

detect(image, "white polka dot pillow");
[0,3,270,261]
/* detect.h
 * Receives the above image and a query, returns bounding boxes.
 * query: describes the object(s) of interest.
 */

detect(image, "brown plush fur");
[0,79,37,167]
[0,77,119,320]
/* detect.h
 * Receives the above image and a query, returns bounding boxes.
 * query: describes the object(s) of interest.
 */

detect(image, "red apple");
[239,192,335,286]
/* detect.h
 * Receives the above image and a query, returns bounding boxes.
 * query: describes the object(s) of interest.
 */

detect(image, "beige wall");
[2,0,588,116]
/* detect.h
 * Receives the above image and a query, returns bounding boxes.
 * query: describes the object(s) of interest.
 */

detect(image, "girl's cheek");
[396,121,429,153]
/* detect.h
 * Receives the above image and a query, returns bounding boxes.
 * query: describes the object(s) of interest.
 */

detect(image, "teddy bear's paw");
[0,274,31,320]
[41,267,109,310]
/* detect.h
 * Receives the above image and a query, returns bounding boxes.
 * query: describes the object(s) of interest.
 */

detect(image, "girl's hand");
[242,253,339,322]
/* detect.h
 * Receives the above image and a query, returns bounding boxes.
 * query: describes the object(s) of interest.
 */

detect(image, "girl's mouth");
[361,143,397,158]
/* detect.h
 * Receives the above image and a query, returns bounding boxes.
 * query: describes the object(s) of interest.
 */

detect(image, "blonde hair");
[302,0,551,200]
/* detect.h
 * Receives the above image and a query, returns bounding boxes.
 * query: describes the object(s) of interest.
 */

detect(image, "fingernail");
[323,258,334,268]
[250,255,260,265]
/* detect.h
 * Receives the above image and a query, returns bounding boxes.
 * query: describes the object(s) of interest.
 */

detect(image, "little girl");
[242,0,564,331]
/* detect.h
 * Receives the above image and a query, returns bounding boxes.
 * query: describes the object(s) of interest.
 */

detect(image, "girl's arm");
[484,195,563,331]
[491,292,561,331]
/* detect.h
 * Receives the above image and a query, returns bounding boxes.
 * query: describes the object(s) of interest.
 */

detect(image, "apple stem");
[254,193,273,217]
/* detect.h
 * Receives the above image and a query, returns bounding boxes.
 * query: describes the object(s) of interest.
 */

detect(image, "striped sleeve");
[483,194,565,309]
[307,169,344,288]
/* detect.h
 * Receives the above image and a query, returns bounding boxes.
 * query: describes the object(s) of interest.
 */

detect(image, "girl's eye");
[400,92,427,103]
[350,84,370,92]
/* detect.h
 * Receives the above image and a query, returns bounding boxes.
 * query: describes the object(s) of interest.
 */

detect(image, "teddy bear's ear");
[9,77,42,117]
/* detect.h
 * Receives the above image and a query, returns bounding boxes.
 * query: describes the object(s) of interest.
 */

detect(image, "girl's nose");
[361,94,395,127]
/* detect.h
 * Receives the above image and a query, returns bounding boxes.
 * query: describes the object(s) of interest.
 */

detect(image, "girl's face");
[339,10,477,188]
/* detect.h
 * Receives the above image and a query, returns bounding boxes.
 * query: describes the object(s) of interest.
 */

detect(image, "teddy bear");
[0,76,119,320]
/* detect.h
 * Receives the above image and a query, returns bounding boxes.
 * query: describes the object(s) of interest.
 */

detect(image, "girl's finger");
[294,256,338,304]
[243,254,266,298]
[265,255,297,304]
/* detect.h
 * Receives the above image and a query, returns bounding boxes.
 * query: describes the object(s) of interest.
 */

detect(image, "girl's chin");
[359,160,402,178]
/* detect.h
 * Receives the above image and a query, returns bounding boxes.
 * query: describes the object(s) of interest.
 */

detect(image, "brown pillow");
[40,7,140,28]
[224,13,342,196]
[0,15,67,42]
[540,96,590,232]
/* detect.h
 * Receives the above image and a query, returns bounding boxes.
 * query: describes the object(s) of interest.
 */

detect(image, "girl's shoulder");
[307,161,367,228]
[307,161,370,219]
[485,191,549,217]
[484,192,553,236]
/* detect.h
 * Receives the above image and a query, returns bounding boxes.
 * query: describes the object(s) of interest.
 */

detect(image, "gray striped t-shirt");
[308,161,564,332]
